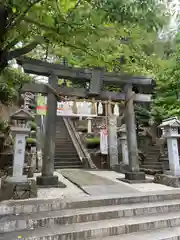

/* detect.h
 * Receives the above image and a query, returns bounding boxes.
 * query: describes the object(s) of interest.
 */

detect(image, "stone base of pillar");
[119,171,152,184]
[125,171,145,180]
[0,179,37,201]
[111,163,130,174]
[36,175,66,188]
[154,173,180,188]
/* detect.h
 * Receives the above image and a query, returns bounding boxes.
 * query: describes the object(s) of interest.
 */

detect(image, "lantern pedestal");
[154,117,180,187]
[108,115,118,168]
[87,117,93,133]
[119,124,129,166]
[2,108,38,200]
[7,127,30,183]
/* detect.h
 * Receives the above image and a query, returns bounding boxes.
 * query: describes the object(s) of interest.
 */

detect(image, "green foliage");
[85,136,100,149]
[0,120,9,133]
[1,0,174,116]
[29,121,37,131]
[2,0,170,72]
[0,67,32,104]
[85,137,100,144]
[26,138,37,144]
[151,32,180,122]
[135,105,151,126]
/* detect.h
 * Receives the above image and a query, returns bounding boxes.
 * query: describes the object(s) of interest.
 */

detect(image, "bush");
[29,121,37,131]
[26,138,37,144]
[77,125,87,133]
[85,137,100,149]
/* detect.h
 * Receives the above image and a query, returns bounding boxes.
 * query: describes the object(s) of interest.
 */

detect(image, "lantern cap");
[159,117,180,128]
[10,108,34,121]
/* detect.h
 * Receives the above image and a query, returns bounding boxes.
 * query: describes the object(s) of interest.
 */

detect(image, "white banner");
[57,101,97,117]
[100,129,108,155]
[37,95,97,117]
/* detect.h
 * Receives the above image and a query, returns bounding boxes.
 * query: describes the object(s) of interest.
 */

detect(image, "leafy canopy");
[151,31,180,122]
[2,0,169,71]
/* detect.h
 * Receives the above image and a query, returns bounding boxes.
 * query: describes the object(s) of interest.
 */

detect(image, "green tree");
[151,32,180,122]
[0,0,172,106]
[0,0,169,72]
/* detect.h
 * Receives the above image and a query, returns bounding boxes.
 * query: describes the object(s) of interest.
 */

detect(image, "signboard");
[13,134,26,179]
[36,94,46,115]
[36,95,97,117]
[100,128,108,155]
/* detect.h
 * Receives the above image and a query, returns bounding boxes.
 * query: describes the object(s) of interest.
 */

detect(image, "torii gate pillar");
[124,84,145,182]
[36,74,59,186]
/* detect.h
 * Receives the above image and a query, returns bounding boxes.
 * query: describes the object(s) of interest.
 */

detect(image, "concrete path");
[87,170,176,192]
[59,169,138,195]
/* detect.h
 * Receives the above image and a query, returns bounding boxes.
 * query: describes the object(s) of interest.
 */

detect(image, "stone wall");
[0,103,18,121]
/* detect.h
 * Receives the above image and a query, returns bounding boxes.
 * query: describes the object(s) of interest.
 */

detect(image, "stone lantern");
[7,108,33,182]
[159,117,180,176]
[119,124,129,166]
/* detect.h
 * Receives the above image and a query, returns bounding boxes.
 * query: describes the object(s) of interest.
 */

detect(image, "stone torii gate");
[17,56,153,186]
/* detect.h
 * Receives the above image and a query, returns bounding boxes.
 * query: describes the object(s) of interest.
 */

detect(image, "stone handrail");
[63,117,96,169]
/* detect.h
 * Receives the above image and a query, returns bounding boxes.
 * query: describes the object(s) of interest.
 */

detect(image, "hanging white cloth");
[113,104,119,116]
[98,102,103,115]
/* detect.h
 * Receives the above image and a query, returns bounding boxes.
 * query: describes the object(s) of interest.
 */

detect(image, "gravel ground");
[33,172,87,199]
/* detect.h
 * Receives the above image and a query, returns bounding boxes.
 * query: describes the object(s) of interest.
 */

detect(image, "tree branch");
[7,37,44,60]
[23,17,96,57]
[6,0,43,31]
[3,36,20,51]
[24,16,57,32]
[67,0,82,18]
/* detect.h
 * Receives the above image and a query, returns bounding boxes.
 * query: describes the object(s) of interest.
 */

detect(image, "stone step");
[142,161,162,165]
[1,200,180,233]
[142,149,160,152]
[54,156,79,159]
[54,161,82,166]
[55,152,77,156]
[2,211,180,239]
[142,163,162,167]
[54,156,79,160]
[143,152,159,155]
[54,151,78,156]
[55,146,76,151]
[55,136,71,139]
[141,164,163,169]
[55,140,74,144]
[54,159,81,163]
[54,165,83,169]
[1,190,180,215]
[140,168,162,175]
[91,226,180,240]
[54,154,79,158]
[144,156,159,160]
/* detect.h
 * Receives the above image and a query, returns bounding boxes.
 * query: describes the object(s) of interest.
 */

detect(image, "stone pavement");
[87,170,176,192]
[59,169,138,195]
[32,169,178,200]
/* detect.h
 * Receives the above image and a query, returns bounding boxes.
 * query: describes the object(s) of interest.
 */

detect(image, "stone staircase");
[54,116,83,169]
[140,145,164,174]
[2,190,180,239]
